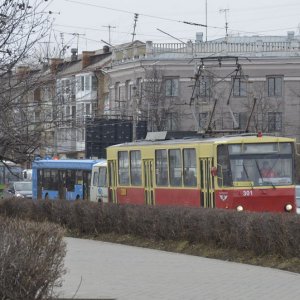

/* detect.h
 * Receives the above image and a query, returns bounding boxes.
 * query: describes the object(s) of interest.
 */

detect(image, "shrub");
[0,216,66,300]
[0,198,300,258]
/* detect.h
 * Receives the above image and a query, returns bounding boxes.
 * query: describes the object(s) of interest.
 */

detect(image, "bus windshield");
[217,142,293,187]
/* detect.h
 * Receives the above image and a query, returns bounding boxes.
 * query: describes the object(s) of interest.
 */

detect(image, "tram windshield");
[217,142,293,187]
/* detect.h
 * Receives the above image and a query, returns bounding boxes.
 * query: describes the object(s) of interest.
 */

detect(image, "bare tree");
[242,82,282,133]
[140,66,178,131]
[0,0,53,163]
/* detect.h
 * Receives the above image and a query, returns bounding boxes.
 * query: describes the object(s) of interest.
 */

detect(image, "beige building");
[105,32,300,141]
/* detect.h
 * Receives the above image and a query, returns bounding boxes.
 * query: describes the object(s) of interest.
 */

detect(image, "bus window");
[99,167,107,187]
[155,150,168,186]
[169,149,182,187]
[43,170,51,189]
[66,170,75,190]
[76,170,83,185]
[130,150,142,186]
[118,151,129,185]
[42,170,59,190]
[93,171,99,186]
[183,149,197,187]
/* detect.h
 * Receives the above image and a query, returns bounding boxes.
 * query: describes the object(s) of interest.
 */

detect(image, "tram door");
[199,158,215,208]
[108,160,117,203]
[143,159,154,205]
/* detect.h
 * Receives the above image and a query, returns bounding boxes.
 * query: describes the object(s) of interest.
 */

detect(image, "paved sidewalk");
[57,237,300,300]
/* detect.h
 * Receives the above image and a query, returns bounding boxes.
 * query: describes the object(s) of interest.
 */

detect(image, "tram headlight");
[236,205,244,212]
[285,204,293,212]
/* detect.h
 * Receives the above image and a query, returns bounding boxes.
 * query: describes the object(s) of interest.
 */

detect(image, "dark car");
[8,181,32,199]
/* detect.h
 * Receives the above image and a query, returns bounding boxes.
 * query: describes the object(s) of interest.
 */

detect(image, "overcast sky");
[46,0,300,54]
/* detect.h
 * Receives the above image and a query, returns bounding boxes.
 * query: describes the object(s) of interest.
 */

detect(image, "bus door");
[82,171,90,200]
[199,158,215,208]
[58,170,66,200]
[37,169,43,199]
[108,160,117,203]
[143,159,154,205]
[90,165,108,203]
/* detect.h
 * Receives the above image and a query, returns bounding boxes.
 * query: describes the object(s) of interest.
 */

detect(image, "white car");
[296,186,300,214]
[8,181,32,199]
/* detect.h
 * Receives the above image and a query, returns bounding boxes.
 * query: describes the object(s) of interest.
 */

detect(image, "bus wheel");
[76,194,80,200]
[45,193,49,200]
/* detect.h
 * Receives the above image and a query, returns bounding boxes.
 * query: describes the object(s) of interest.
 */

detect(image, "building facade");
[105,33,300,141]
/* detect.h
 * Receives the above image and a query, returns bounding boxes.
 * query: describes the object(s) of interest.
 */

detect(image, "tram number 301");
[242,190,253,197]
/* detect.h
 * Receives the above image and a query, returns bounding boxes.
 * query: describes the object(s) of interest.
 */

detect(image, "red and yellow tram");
[106,134,296,213]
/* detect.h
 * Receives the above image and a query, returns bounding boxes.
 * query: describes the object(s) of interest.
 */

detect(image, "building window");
[66,106,70,119]
[267,76,282,97]
[232,112,248,130]
[92,76,97,91]
[268,112,282,132]
[199,112,208,130]
[61,79,70,94]
[125,80,131,100]
[85,75,90,91]
[115,82,120,102]
[166,112,178,130]
[80,76,84,91]
[34,88,41,102]
[77,128,85,142]
[196,76,211,97]
[85,103,91,115]
[165,78,179,97]
[34,111,40,123]
[136,77,143,97]
[71,106,76,126]
[77,75,92,92]
[233,77,247,97]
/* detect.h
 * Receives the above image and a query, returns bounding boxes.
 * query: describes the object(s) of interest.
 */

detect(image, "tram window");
[183,149,197,187]
[118,151,130,185]
[155,149,168,186]
[130,150,142,186]
[93,171,99,186]
[217,145,232,187]
[169,149,182,187]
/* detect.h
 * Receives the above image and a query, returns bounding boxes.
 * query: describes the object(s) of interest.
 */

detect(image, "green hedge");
[1,198,299,258]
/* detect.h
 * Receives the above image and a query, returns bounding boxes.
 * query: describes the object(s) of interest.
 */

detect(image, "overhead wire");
[63,0,208,28]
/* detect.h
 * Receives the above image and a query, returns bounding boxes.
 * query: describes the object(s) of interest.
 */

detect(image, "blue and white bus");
[32,159,105,201]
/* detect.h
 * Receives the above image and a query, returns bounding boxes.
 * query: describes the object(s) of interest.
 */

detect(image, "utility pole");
[102,25,116,44]
[131,13,139,42]
[205,0,208,42]
[72,33,85,52]
[59,33,67,58]
[132,86,137,141]
[219,8,229,43]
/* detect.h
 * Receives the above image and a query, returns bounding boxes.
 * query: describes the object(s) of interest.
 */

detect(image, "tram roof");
[108,134,295,148]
